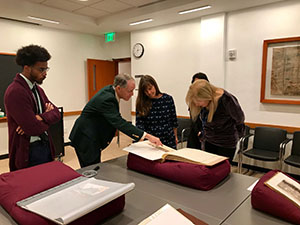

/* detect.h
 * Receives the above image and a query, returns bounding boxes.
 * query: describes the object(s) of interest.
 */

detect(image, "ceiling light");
[27,16,59,24]
[129,19,153,26]
[178,5,211,15]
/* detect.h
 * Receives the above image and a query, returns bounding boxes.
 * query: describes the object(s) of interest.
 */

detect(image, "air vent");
[0,17,40,26]
[138,0,166,8]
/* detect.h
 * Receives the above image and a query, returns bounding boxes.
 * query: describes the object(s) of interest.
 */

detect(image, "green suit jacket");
[69,85,143,165]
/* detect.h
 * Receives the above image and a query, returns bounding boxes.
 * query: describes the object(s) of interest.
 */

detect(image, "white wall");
[131,13,226,117]
[226,0,300,127]
[0,19,130,154]
[119,61,132,121]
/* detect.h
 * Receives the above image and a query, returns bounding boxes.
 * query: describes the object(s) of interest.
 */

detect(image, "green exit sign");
[105,32,115,42]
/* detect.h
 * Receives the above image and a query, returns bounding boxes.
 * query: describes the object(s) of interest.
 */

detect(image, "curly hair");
[16,44,51,67]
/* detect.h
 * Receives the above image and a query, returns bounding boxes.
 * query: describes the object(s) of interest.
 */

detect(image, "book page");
[265,172,300,208]
[138,204,194,225]
[162,148,228,166]
[123,141,169,161]
[18,178,135,224]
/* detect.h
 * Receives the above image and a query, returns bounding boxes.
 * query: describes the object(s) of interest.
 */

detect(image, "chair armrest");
[280,138,292,159]
[181,127,191,143]
[238,133,253,153]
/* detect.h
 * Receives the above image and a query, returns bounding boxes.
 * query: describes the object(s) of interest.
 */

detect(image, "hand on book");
[145,133,162,147]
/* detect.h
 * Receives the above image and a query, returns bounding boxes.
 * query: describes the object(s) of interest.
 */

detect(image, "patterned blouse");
[136,93,178,149]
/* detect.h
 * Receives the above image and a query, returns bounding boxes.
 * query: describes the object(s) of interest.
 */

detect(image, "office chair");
[283,131,300,168]
[238,126,287,173]
[177,117,192,149]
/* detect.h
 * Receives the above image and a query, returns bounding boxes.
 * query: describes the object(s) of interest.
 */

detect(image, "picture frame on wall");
[260,36,300,105]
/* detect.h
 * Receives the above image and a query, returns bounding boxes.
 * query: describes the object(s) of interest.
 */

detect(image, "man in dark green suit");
[69,74,162,167]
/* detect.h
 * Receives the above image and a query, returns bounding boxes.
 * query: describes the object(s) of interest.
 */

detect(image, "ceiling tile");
[74,7,109,18]
[91,0,132,13]
[119,0,161,7]
[42,0,83,12]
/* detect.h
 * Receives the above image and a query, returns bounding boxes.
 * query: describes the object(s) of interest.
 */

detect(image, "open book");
[123,141,228,166]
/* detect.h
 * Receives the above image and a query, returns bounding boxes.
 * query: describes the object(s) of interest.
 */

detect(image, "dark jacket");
[4,74,60,171]
[201,90,245,148]
[69,85,144,165]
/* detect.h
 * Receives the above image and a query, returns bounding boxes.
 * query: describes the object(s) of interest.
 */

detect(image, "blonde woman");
[185,80,245,162]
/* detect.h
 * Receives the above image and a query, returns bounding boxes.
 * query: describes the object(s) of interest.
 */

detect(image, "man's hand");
[45,103,54,112]
[145,133,162,146]
[36,115,43,121]
[16,126,25,135]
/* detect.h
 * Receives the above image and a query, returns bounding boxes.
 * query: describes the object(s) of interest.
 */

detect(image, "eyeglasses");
[32,66,50,73]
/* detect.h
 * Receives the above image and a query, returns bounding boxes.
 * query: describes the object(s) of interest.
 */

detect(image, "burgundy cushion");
[251,170,300,225]
[127,153,230,190]
[0,161,125,225]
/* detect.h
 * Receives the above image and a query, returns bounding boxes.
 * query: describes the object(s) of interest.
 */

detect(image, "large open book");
[123,141,228,166]
[17,177,135,225]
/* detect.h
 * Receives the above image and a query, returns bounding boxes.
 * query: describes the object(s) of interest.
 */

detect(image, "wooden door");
[87,59,117,100]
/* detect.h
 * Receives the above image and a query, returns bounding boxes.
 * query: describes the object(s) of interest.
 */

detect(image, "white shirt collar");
[19,73,35,90]
[112,86,120,103]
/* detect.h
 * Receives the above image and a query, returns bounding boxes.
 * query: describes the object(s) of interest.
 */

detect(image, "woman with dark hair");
[136,75,178,149]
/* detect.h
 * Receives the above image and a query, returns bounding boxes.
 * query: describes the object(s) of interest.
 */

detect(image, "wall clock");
[132,43,144,58]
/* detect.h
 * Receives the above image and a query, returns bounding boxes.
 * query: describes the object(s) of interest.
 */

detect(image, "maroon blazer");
[4,74,61,171]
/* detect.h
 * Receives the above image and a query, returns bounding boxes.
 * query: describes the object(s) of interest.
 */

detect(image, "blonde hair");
[185,80,220,122]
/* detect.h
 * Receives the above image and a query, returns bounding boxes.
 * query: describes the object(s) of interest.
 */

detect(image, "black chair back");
[291,131,300,156]
[253,127,287,152]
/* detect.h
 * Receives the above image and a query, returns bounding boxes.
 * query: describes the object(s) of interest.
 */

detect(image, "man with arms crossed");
[70,73,162,168]
[5,45,60,171]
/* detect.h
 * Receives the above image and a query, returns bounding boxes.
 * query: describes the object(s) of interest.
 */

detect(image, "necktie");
[32,85,41,114]
[32,85,48,142]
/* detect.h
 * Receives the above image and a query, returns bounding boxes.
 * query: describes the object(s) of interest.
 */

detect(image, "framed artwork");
[260,36,300,104]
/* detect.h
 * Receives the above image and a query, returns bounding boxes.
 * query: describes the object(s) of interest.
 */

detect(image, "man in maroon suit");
[4,45,60,171]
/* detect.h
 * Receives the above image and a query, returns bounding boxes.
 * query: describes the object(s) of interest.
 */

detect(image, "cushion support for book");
[0,161,125,225]
[127,153,230,190]
[251,170,300,225]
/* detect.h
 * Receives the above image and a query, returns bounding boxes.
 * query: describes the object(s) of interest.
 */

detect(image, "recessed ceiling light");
[129,19,153,26]
[27,16,59,24]
[178,5,211,15]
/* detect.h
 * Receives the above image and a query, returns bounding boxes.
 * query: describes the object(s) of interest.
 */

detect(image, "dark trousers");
[28,140,52,167]
[75,147,101,168]
[205,141,236,163]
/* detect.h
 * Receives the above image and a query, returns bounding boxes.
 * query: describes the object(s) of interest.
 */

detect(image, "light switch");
[228,49,237,60]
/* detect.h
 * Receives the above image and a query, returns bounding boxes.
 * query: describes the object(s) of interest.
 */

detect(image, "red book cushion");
[127,153,230,190]
[0,161,124,225]
[251,170,300,225]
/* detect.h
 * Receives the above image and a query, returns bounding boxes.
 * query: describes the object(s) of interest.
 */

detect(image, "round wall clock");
[132,43,144,58]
